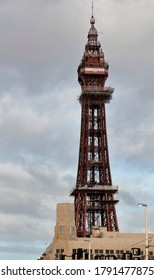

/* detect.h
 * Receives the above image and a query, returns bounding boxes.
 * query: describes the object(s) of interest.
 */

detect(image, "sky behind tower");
[0,0,154,259]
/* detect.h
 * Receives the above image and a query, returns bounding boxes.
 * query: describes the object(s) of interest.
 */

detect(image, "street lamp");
[84,239,91,260]
[137,203,148,260]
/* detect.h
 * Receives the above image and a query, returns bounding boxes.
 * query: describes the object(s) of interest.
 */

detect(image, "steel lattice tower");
[70,14,119,237]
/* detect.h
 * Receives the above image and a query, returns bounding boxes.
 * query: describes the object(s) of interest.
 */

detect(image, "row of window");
[55,248,154,256]
[95,249,153,256]
[72,249,153,256]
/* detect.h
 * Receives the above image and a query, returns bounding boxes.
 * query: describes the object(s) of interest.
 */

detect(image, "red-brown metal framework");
[70,15,119,237]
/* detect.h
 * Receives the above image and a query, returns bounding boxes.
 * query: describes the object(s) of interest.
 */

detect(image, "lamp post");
[137,203,148,260]
[84,239,91,260]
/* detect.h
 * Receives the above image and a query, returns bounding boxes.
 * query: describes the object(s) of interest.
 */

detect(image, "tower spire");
[92,1,93,17]
[90,1,95,25]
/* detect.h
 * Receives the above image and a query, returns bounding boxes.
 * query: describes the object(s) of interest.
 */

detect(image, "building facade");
[42,203,154,260]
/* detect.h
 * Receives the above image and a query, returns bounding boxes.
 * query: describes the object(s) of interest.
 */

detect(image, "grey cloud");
[120,190,137,206]
[0,0,84,91]
[0,87,80,170]
[0,163,73,216]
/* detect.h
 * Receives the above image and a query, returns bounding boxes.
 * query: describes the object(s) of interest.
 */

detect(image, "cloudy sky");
[0,0,154,260]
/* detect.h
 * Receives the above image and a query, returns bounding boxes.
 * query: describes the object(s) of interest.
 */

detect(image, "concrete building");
[41,203,154,260]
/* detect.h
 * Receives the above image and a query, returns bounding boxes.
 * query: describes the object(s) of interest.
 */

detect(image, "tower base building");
[41,203,154,260]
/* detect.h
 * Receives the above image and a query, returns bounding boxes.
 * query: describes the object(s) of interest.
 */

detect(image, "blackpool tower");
[70,13,119,237]
[41,11,154,262]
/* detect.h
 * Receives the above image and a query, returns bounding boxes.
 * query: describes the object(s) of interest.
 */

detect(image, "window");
[56,248,64,253]
[58,226,64,234]
[55,249,64,260]
[94,249,103,254]
[70,226,75,235]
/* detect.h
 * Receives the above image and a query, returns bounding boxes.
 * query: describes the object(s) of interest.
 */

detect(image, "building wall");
[41,203,154,260]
